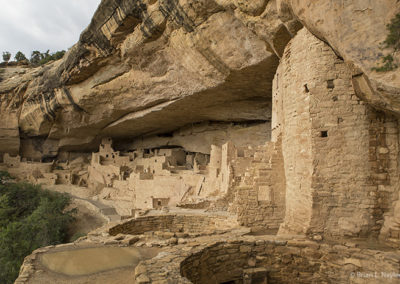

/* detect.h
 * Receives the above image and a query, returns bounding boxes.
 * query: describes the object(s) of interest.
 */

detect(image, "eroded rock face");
[0,0,301,156]
[277,0,400,113]
[0,2,398,156]
[116,121,271,154]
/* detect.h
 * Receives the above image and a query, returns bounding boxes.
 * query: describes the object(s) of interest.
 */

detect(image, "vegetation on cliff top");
[30,50,66,66]
[0,50,66,67]
[0,172,75,284]
[2,52,11,64]
[373,13,400,72]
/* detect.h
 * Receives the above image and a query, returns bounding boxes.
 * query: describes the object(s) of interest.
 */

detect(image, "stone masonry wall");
[307,47,374,238]
[135,236,400,284]
[275,28,400,239]
[231,138,286,231]
[274,31,314,234]
[109,214,237,236]
[180,240,400,284]
[380,120,400,245]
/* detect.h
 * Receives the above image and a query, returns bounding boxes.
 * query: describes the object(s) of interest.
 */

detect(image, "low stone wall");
[135,236,400,284]
[180,240,322,283]
[235,186,284,230]
[109,214,237,236]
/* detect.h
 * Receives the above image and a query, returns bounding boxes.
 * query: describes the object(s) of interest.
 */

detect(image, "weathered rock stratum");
[1,0,399,158]
[0,0,291,156]
[278,0,400,112]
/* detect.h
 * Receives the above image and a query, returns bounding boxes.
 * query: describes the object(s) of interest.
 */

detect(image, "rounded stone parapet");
[136,236,400,283]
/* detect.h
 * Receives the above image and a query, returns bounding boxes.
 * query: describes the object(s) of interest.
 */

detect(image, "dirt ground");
[66,200,106,242]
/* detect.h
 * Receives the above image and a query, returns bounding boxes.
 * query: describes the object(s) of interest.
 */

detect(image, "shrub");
[0,178,75,283]
[383,13,400,50]
[30,50,66,66]
[372,54,398,72]
[0,171,12,184]
[373,13,400,72]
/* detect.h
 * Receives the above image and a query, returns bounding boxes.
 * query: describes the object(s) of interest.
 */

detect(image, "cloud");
[0,0,101,59]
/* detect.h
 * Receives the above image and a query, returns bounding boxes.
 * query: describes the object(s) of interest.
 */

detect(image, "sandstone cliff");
[4,1,400,283]
[1,0,398,158]
[278,0,400,112]
[0,0,291,156]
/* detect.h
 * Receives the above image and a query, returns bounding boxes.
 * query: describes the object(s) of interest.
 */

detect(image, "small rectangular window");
[327,79,335,89]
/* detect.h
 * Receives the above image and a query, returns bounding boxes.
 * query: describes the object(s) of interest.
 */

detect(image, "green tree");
[30,50,43,65]
[29,50,66,66]
[39,50,66,65]
[14,51,27,62]
[0,178,75,283]
[52,50,66,60]
[2,52,11,63]
[38,50,52,65]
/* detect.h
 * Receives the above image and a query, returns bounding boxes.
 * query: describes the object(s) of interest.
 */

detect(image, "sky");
[0,0,101,59]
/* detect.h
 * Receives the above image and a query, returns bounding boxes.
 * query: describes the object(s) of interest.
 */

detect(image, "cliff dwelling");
[0,0,399,284]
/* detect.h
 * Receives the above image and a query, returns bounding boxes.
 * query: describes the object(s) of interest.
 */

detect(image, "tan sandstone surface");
[0,0,399,283]
[277,0,400,112]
